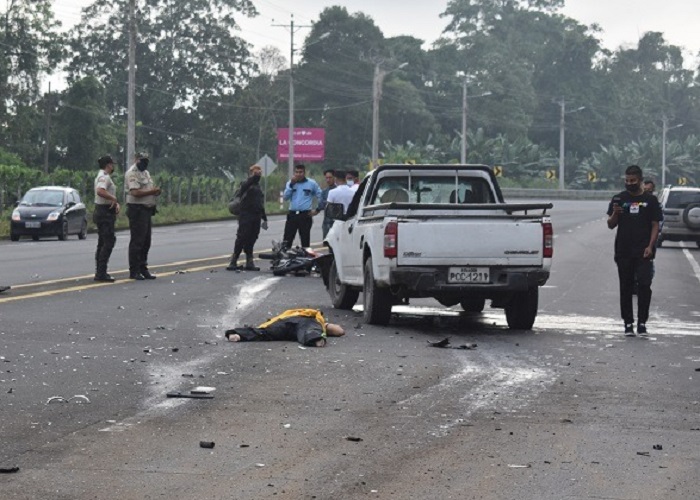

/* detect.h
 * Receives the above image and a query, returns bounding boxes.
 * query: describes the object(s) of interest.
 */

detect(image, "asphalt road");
[1,200,699,499]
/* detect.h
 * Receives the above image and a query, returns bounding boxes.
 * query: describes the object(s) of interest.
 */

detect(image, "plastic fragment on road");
[46,395,91,405]
[653,444,663,450]
[345,436,363,442]
[199,441,215,449]
[166,392,214,399]
[507,464,531,468]
[0,467,19,473]
[191,386,215,394]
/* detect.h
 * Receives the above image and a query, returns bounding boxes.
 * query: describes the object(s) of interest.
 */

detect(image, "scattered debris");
[637,451,650,457]
[166,392,214,399]
[172,348,179,352]
[240,444,250,448]
[653,444,663,450]
[283,424,291,429]
[191,386,215,394]
[428,338,477,350]
[0,467,19,473]
[182,374,194,378]
[199,441,215,449]
[255,463,265,468]
[507,464,531,468]
[46,395,91,405]
[345,436,363,442]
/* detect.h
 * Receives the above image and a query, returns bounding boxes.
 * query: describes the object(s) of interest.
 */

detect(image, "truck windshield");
[371,175,493,205]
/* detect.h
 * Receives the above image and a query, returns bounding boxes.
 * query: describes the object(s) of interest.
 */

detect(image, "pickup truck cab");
[323,164,553,329]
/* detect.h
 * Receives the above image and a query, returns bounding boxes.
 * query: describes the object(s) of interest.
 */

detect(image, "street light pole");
[556,99,584,190]
[661,115,683,188]
[127,0,136,169]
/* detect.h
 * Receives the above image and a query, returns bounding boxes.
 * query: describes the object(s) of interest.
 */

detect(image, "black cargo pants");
[615,255,653,324]
[127,204,153,275]
[233,214,262,257]
[93,204,117,275]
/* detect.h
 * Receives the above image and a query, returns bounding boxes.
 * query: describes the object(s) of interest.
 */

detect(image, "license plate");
[25,221,41,228]
[448,267,490,284]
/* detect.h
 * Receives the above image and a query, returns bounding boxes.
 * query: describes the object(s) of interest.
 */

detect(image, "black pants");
[615,255,653,324]
[233,214,261,257]
[127,204,153,274]
[93,205,117,275]
[283,211,313,248]
[225,317,324,346]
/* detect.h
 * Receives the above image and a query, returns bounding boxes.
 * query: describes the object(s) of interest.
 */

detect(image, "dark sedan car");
[10,186,88,241]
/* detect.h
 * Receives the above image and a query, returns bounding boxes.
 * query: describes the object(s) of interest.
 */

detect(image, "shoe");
[141,270,156,280]
[244,256,260,271]
[624,324,635,336]
[637,323,647,336]
[129,272,145,280]
[94,274,115,283]
[226,264,241,271]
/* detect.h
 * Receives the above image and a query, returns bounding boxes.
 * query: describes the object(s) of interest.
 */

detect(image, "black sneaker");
[129,272,145,281]
[637,323,648,336]
[141,270,156,280]
[94,274,116,283]
[624,324,635,336]
[226,264,241,271]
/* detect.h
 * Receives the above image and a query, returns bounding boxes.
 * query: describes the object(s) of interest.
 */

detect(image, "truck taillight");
[384,221,398,258]
[543,222,553,258]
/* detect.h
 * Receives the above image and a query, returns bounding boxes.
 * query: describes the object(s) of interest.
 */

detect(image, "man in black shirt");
[607,165,662,336]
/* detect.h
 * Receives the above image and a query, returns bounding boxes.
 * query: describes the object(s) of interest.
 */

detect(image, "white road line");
[682,246,700,285]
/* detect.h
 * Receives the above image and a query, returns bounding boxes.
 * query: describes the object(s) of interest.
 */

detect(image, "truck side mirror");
[326,202,345,221]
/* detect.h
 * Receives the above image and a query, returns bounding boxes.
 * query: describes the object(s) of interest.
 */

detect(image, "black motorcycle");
[259,241,329,277]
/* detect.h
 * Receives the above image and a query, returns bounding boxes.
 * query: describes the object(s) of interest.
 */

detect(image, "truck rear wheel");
[363,256,392,325]
[505,287,538,330]
[460,297,486,313]
[329,259,359,310]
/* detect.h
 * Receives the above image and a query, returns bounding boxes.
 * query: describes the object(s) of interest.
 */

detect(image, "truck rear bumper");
[389,267,549,293]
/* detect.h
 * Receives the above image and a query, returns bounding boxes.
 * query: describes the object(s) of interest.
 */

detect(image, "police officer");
[227,164,268,271]
[125,152,161,280]
[282,164,322,248]
[93,155,120,282]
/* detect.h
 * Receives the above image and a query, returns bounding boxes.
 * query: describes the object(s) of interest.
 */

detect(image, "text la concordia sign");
[277,128,325,162]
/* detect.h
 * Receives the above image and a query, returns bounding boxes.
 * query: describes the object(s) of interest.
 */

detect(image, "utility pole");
[371,60,407,169]
[460,76,490,165]
[43,82,51,174]
[461,78,468,164]
[127,0,136,169]
[273,15,312,179]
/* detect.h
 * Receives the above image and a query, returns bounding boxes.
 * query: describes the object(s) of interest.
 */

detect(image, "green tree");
[54,76,119,170]
[66,0,258,175]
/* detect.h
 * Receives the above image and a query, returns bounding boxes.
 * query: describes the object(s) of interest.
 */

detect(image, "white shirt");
[327,184,355,213]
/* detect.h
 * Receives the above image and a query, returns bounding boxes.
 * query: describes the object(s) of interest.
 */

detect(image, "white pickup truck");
[322,165,553,329]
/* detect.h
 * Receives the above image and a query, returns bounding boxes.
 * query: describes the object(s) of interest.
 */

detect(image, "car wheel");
[505,287,538,330]
[58,221,68,241]
[363,256,392,325]
[10,232,19,242]
[683,203,700,230]
[328,259,359,310]
[78,220,88,240]
[460,297,486,313]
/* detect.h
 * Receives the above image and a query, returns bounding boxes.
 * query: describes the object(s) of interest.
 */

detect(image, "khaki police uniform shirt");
[94,169,116,205]
[125,164,157,206]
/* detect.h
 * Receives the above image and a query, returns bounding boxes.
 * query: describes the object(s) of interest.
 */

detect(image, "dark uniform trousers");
[93,204,116,275]
[234,214,262,257]
[615,255,653,324]
[283,210,313,248]
[127,204,153,274]
[225,317,324,346]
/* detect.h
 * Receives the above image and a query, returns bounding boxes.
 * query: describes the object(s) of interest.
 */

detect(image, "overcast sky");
[52,0,700,62]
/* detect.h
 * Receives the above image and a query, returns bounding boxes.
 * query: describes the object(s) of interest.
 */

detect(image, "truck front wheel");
[505,287,538,330]
[329,260,359,310]
[363,256,392,325]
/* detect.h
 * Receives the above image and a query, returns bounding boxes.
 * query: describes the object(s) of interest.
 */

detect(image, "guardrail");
[502,188,617,200]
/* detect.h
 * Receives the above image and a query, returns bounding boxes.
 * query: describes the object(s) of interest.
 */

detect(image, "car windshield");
[665,190,700,209]
[370,175,494,205]
[20,190,64,207]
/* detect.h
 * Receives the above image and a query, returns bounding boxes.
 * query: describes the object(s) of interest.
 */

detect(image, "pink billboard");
[277,128,325,162]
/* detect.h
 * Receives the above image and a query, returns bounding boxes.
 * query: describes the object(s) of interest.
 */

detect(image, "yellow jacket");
[258,308,327,335]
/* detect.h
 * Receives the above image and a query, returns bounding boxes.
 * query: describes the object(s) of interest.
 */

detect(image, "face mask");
[346,180,354,187]
[136,158,149,172]
[625,183,639,193]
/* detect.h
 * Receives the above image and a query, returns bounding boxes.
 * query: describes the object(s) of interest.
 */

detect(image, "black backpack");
[228,187,247,216]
